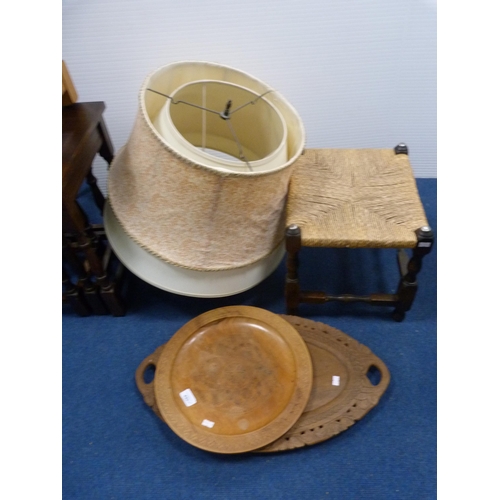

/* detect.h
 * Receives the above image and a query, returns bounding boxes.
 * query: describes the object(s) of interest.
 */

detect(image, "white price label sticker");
[332,375,340,386]
[179,388,197,407]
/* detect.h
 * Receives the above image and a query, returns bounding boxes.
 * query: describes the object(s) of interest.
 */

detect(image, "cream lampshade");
[104,61,305,297]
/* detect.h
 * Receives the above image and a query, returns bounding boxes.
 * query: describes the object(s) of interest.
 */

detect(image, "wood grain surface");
[149,306,313,453]
[136,312,389,453]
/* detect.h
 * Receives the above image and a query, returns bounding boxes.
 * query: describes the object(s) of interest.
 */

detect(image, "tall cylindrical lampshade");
[105,61,305,297]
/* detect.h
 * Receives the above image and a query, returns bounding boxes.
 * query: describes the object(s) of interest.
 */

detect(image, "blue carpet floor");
[63,179,436,499]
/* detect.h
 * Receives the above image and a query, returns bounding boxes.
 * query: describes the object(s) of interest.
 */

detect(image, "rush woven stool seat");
[285,144,434,321]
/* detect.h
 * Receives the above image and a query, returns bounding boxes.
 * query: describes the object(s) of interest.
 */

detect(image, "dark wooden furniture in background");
[62,61,78,106]
[62,100,126,316]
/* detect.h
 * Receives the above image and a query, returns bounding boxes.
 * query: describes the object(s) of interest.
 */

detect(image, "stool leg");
[393,226,434,321]
[285,224,302,315]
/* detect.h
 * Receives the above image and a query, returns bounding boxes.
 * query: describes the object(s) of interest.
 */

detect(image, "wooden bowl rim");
[154,306,313,453]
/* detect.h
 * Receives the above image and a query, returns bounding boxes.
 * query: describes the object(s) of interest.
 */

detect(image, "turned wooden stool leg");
[285,224,302,315]
[393,226,434,321]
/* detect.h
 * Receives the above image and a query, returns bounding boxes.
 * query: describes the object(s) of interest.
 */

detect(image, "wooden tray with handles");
[136,313,389,453]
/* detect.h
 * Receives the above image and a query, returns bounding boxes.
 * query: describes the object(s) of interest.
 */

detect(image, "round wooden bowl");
[137,314,390,453]
[151,306,313,454]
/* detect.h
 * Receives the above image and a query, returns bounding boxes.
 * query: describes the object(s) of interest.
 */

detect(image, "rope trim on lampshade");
[137,62,305,178]
[106,152,287,273]
[107,62,305,272]
[106,199,286,272]
[107,131,292,271]
[140,86,292,179]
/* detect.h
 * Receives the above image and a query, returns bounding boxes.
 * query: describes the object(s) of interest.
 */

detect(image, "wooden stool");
[62,102,126,316]
[285,145,434,321]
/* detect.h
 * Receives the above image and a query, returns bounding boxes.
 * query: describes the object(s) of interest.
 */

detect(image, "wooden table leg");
[97,118,114,164]
[83,118,114,214]
[63,201,126,317]
[285,225,302,315]
[85,170,105,214]
[63,235,108,315]
[62,268,91,317]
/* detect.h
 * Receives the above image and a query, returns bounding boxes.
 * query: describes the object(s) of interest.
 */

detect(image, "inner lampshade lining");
[141,62,305,176]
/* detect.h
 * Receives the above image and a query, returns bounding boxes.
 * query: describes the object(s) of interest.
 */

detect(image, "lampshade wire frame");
[201,84,207,152]
[146,87,277,172]
[226,89,275,115]
[225,118,252,171]
[146,88,221,115]
[146,88,275,118]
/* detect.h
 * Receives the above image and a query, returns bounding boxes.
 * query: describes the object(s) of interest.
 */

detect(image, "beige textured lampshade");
[106,61,305,296]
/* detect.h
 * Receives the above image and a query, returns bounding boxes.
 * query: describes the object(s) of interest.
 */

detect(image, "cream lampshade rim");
[156,79,288,173]
[139,61,306,178]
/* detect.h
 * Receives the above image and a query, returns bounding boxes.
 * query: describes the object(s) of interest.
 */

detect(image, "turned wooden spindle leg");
[63,235,108,315]
[81,233,126,317]
[285,224,302,315]
[393,226,434,322]
[62,268,91,317]
[64,201,126,316]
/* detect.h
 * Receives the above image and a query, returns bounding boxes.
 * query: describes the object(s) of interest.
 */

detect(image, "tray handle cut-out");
[365,361,388,387]
[135,346,163,418]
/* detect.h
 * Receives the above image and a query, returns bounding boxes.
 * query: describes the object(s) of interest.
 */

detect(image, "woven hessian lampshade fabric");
[107,62,305,280]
